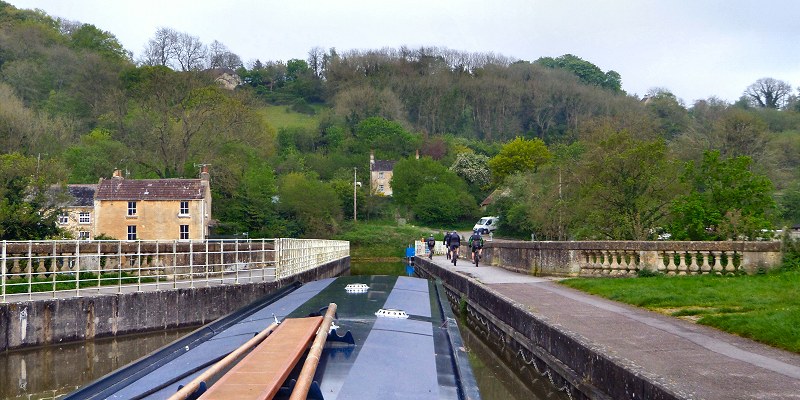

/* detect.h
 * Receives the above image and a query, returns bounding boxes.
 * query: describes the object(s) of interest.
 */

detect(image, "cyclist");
[449,231,461,266]
[468,229,484,266]
[426,234,436,259]
[443,231,452,260]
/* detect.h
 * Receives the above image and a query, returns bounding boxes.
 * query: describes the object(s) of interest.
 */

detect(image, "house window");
[379,171,384,179]
[179,201,189,216]
[79,212,90,224]
[127,225,137,240]
[180,225,189,240]
[78,231,90,240]
[378,184,385,193]
[127,201,137,216]
[58,214,69,225]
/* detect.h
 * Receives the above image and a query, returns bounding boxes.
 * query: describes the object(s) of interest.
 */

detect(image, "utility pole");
[353,167,357,222]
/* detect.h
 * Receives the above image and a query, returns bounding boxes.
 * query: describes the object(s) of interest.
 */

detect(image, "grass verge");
[3,272,156,294]
[560,270,800,353]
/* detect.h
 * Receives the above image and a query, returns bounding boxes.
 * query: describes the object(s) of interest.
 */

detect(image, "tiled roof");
[96,178,206,201]
[371,160,396,172]
[67,185,97,207]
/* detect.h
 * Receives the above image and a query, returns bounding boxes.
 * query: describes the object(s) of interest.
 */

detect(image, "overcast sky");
[8,0,800,104]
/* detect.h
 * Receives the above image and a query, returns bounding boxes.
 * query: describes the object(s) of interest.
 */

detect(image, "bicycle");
[471,246,481,267]
[450,245,459,266]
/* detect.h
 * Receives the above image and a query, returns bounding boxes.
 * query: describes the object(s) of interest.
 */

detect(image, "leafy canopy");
[488,137,552,184]
[669,151,775,240]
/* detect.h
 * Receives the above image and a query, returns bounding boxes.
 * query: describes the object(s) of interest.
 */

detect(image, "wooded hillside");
[1,2,798,241]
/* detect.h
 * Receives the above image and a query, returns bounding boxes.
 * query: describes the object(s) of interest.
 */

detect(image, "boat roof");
[67,276,479,400]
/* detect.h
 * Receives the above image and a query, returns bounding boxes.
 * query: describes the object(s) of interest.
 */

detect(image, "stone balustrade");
[481,240,783,277]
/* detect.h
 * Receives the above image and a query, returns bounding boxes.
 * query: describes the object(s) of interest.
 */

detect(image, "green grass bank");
[560,270,800,353]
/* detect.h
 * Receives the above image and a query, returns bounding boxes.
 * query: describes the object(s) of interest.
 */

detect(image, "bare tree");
[307,46,325,78]
[174,32,206,71]
[207,40,242,70]
[744,77,793,109]
[140,27,178,67]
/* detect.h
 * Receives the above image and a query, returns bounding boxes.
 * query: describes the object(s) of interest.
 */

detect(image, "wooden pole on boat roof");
[289,302,338,400]
[167,322,281,400]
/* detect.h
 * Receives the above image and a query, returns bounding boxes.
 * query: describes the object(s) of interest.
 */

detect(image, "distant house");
[208,68,242,90]
[93,167,212,241]
[56,184,97,240]
[369,151,397,196]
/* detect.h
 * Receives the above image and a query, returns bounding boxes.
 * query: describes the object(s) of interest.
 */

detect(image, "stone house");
[369,151,396,196]
[93,167,212,241]
[57,184,97,240]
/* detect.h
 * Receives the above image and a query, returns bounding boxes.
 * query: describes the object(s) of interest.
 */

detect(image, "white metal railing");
[275,238,349,280]
[415,241,448,257]
[0,238,349,302]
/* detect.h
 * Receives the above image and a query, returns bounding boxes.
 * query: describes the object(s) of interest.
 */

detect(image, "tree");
[669,151,775,241]
[573,131,679,240]
[391,157,469,208]
[744,78,793,109]
[63,128,129,182]
[413,182,477,224]
[140,27,178,67]
[0,153,67,240]
[535,54,622,92]
[277,172,342,238]
[450,152,491,188]
[488,137,551,183]
[351,117,418,159]
[644,89,689,139]
[207,40,242,70]
[68,23,130,62]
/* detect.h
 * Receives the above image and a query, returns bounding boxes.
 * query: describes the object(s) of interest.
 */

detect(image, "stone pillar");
[677,252,688,275]
[700,251,711,275]
[712,251,723,275]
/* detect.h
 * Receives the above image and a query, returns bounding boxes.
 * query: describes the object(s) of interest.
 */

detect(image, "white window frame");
[127,201,137,216]
[378,171,384,179]
[127,225,137,240]
[180,224,189,240]
[79,212,90,224]
[78,231,90,240]
[58,214,69,225]
[179,201,190,216]
[378,184,384,193]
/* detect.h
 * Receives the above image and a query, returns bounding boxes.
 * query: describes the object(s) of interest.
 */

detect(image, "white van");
[473,216,500,234]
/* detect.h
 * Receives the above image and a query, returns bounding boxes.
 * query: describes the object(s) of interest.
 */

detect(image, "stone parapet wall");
[415,258,680,400]
[477,240,782,277]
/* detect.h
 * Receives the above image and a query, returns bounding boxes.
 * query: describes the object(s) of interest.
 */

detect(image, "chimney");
[200,165,210,181]
[369,151,375,171]
[112,169,123,179]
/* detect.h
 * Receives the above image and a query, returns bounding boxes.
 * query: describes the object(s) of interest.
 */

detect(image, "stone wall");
[475,240,782,277]
[415,258,680,400]
[0,257,349,352]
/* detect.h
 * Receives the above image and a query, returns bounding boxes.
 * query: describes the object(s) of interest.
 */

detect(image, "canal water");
[0,261,568,399]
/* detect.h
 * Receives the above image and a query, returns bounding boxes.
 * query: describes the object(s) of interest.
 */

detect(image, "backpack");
[470,234,483,248]
[427,237,436,246]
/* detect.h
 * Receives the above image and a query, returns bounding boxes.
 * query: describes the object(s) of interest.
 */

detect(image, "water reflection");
[0,327,195,400]
[460,319,571,400]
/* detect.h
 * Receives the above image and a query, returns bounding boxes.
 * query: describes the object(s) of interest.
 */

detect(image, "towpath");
[428,254,800,400]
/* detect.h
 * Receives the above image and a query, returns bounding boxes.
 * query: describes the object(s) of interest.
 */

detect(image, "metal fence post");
[189,241,194,289]
[75,240,81,298]
[1,241,6,303]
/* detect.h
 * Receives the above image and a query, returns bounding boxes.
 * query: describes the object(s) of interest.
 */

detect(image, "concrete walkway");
[431,254,800,400]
